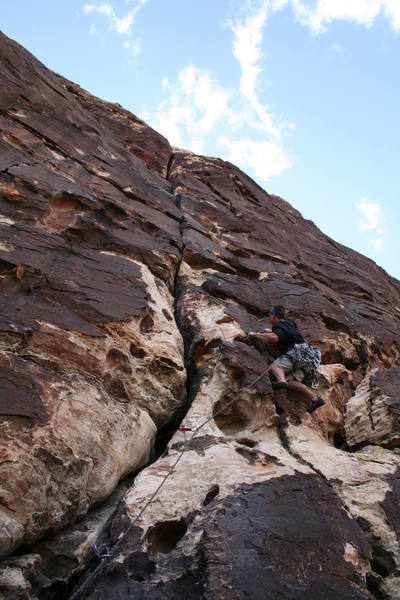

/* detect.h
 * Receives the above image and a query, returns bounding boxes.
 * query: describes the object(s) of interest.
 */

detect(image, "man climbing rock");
[249,305,325,414]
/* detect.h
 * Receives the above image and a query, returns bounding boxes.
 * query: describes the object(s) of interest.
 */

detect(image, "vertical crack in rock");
[167,152,200,419]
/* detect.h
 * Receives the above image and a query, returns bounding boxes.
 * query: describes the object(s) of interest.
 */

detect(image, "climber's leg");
[270,354,294,387]
[286,374,326,412]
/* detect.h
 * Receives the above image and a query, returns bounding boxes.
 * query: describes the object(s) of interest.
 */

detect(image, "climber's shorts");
[273,354,305,382]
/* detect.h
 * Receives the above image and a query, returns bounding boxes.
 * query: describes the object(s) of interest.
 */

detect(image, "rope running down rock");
[69,362,273,599]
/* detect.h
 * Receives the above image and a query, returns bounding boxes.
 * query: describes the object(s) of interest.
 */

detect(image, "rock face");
[0,31,186,561]
[0,32,400,600]
[345,367,400,449]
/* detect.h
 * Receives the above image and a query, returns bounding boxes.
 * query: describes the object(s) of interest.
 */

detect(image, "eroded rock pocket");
[106,348,132,375]
[203,484,220,506]
[129,343,146,359]
[44,193,95,232]
[148,519,187,557]
[213,395,253,435]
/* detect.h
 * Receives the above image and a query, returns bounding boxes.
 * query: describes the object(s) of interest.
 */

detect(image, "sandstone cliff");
[0,32,399,600]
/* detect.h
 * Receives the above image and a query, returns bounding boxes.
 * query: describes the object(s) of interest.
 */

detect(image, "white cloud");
[83,3,113,19]
[149,2,294,181]
[357,197,388,252]
[231,2,281,137]
[123,40,141,62]
[83,2,144,34]
[231,5,267,104]
[290,0,400,33]
[218,136,293,179]
[238,0,400,33]
[114,11,137,34]
[147,0,399,184]
[83,1,148,60]
[358,197,383,232]
[331,43,344,54]
[383,0,400,29]
[149,60,292,180]
[151,65,232,154]
[371,237,385,252]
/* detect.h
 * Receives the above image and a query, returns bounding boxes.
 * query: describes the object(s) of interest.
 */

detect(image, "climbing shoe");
[306,396,326,414]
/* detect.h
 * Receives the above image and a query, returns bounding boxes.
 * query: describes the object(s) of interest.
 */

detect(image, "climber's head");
[268,305,285,325]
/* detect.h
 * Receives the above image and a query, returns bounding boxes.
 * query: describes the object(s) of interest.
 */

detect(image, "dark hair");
[270,305,286,319]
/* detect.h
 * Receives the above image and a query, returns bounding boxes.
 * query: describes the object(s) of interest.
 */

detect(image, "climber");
[248,305,325,413]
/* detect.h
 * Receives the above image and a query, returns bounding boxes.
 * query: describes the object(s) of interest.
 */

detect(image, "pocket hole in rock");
[0,258,16,275]
[149,356,184,375]
[203,484,220,506]
[44,194,90,232]
[236,438,257,448]
[129,343,146,359]
[140,313,154,333]
[213,397,252,435]
[148,519,187,557]
[333,433,346,450]
[162,308,173,321]
[105,377,129,400]
[106,348,132,374]
[370,546,396,578]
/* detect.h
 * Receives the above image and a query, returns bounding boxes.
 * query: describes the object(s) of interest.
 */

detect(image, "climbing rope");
[69,362,273,599]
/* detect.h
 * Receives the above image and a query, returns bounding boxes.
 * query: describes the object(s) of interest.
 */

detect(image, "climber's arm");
[248,331,279,344]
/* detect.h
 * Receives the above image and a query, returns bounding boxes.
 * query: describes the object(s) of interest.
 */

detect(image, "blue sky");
[2,0,400,280]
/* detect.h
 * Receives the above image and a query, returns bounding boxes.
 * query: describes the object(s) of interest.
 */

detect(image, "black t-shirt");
[272,319,305,355]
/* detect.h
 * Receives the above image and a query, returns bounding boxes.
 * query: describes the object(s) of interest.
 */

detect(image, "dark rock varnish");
[80,476,372,600]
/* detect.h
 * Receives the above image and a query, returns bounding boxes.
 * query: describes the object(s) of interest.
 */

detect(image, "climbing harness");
[69,362,273,599]
[286,342,321,387]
